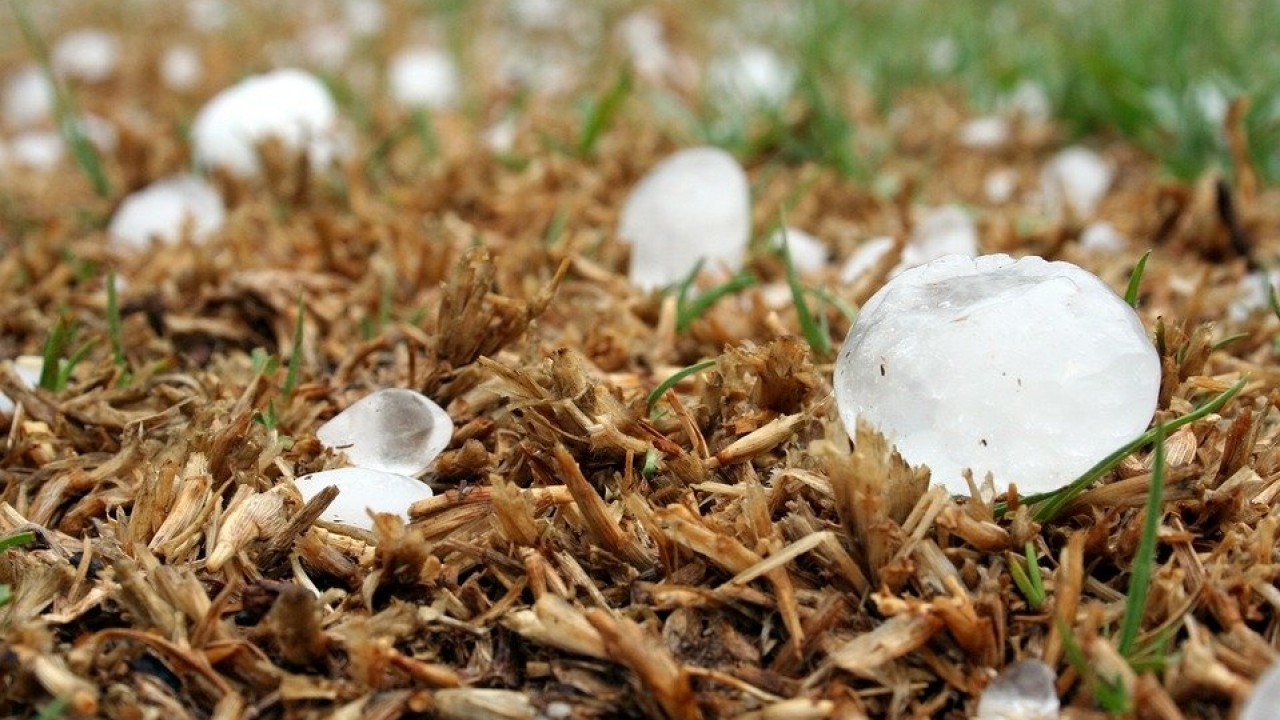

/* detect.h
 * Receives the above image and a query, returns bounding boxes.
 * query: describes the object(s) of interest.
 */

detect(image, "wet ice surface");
[1242,661,1280,720]
[293,467,433,532]
[316,388,454,477]
[108,175,226,251]
[620,146,750,290]
[975,660,1060,720]
[834,254,1160,495]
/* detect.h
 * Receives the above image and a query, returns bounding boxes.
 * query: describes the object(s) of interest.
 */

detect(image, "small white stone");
[191,68,342,176]
[1241,661,1280,720]
[1078,221,1128,252]
[834,254,1160,495]
[985,168,1018,204]
[707,45,795,108]
[839,236,895,285]
[293,467,433,531]
[317,388,454,477]
[771,226,827,273]
[976,660,1060,720]
[620,146,750,290]
[108,175,226,251]
[161,45,203,91]
[52,29,121,83]
[3,66,54,129]
[0,355,45,416]
[958,116,1010,149]
[1041,146,1112,220]
[389,47,460,110]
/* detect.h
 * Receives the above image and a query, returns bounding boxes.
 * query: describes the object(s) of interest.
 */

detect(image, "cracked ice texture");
[975,660,1060,720]
[620,146,750,290]
[293,467,433,531]
[834,254,1160,495]
[191,68,342,176]
[317,388,453,477]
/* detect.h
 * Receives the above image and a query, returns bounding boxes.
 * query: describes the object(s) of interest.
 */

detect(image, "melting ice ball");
[975,660,1060,720]
[316,388,453,477]
[191,68,341,176]
[1242,661,1280,720]
[620,146,750,290]
[293,467,433,531]
[834,254,1160,496]
[107,175,226,251]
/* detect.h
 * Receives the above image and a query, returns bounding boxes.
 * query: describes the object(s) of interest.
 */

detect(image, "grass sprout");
[578,68,632,157]
[647,359,717,410]
[106,270,129,385]
[1124,250,1151,307]
[0,530,36,610]
[1009,541,1047,610]
[283,296,305,398]
[1117,424,1164,657]
[779,224,832,356]
[674,266,759,333]
[38,314,93,392]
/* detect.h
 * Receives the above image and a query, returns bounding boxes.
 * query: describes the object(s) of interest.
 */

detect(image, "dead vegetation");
[3,7,1280,720]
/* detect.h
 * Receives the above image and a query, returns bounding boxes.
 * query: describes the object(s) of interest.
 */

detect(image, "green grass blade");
[780,225,831,356]
[1023,377,1245,522]
[38,315,75,391]
[283,296,305,397]
[34,697,69,720]
[675,270,758,333]
[804,285,858,324]
[1117,423,1164,658]
[0,530,36,552]
[647,359,716,409]
[1008,555,1039,609]
[1025,541,1046,605]
[10,0,111,198]
[1209,333,1249,352]
[1124,250,1151,307]
[1268,277,1280,321]
[578,68,632,156]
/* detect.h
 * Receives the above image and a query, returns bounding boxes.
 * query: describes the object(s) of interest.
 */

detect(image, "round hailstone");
[1229,269,1280,322]
[958,116,1010,150]
[770,226,828,273]
[1241,662,1280,720]
[9,131,63,169]
[52,29,121,83]
[707,45,795,108]
[985,168,1018,204]
[191,68,341,176]
[1078,221,1128,252]
[839,236,896,285]
[1041,146,1112,220]
[388,47,460,110]
[293,467,433,531]
[903,205,978,269]
[975,660,1059,720]
[620,146,751,290]
[316,388,454,477]
[4,66,54,129]
[107,175,226,251]
[834,254,1160,496]
[618,10,673,81]
[0,356,45,416]
[344,0,386,36]
[161,45,203,91]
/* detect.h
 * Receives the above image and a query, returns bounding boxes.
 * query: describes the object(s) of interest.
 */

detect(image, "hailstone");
[293,467,433,531]
[316,388,454,477]
[107,175,226,251]
[834,254,1160,496]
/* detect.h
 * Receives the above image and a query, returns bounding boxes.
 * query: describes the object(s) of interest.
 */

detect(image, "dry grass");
[2,3,1280,719]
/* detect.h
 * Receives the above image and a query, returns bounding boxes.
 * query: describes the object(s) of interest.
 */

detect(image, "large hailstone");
[107,175,226,251]
[620,146,751,290]
[191,68,342,176]
[293,467,433,531]
[316,388,453,477]
[388,47,460,110]
[834,254,1160,496]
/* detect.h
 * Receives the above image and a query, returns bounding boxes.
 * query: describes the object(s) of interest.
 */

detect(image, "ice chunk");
[902,205,978,269]
[389,47,460,110]
[1229,269,1280,322]
[1078,221,1127,252]
[108,175,226,251]
[9,131,63,170]
[1041,146,1112,220]
[985,168,1017,204]
[707,45,795,108]
[0,356,45,416]
[839,236,895,285]
[191,68,342,176]
[834,254,1160,495]
[770,226,827,273]
[958,116,1010,149]
[620,146,750,290]
[53,29,120,83]
[1242,661,1280,720]
[161,45,203,91]
[976,660,1060,720]
[4,66,54,129]
[317,388,453,477]
[293,467,433,531]
[618,10,673,81]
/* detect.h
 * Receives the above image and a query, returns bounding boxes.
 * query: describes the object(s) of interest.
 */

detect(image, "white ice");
[975,660,1060,720]
[834,254,1160,496]
[316,388,454,477]
[293,467,434,532]
[1041,146,1112,220]
[1241,661,1280,720]
[108,175,226,251]
[52,29,121,83]
[0,356,46,416]
[161,46,203,92]
[958,116,1010,150]
[389,47,460,110]
[620,146,750,290]
[706,45,795,109]
[770,226,827,273]
[3,66,54,129]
